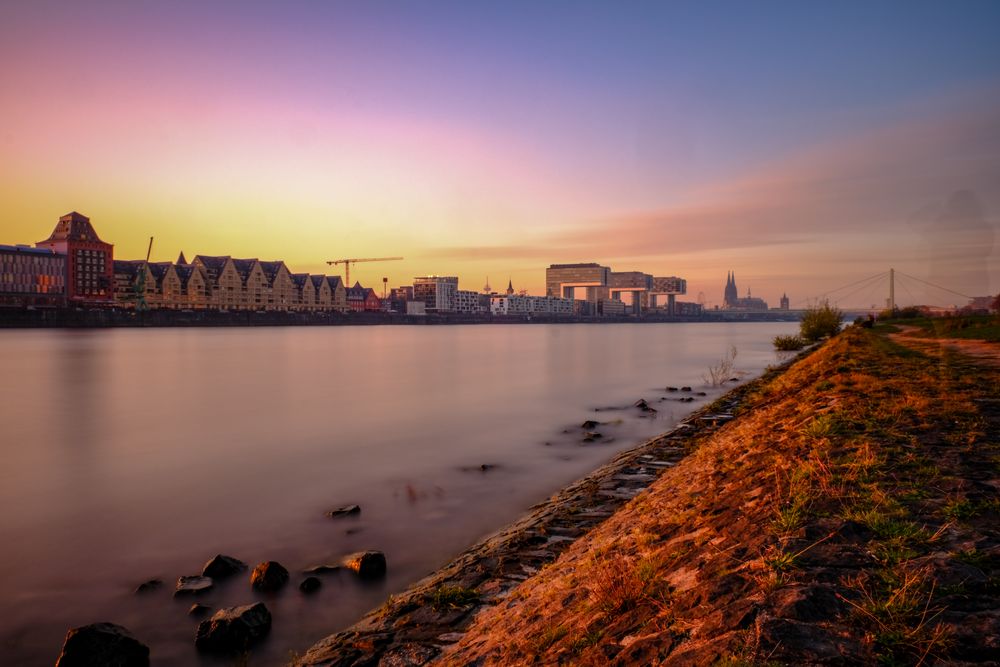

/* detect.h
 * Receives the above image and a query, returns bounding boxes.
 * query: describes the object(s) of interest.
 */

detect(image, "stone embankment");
[296,355,809,666]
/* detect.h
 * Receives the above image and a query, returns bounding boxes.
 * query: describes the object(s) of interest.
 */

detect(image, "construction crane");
[134,236,154,312]
[325,257,403,285]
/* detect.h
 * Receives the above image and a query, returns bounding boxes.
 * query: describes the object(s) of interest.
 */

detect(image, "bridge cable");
[791,270,888,308]
[895,270,974,301]
[833,274,892,308]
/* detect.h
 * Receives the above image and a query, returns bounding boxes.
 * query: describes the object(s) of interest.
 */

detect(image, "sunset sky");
[2,1,998,307]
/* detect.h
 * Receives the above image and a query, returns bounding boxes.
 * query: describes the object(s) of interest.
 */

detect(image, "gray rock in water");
[299,576,322,593]
[174,575,214,596]
[195,603,271,653]
[303,564,342,575]
[201,554,247,579]
[326,504,361,518]
[133,579,162,594]
[250,561,289,592]
[342,551,387,579]
[680,386,692,392]
[56,622,149,667]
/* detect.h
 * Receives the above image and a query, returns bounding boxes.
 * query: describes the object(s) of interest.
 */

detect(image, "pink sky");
[1,3,998,307]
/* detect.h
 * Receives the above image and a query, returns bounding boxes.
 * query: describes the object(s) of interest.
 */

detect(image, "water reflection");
[0,322,796,665]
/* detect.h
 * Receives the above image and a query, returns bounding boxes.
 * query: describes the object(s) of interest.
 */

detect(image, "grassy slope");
[440,327,1000,666]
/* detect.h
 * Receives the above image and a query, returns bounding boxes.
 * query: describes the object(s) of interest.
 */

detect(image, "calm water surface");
[0,322,796,665]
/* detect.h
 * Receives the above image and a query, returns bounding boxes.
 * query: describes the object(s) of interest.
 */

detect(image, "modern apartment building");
[545,263,611,301]
[413,276,458,312]
[0,244,66,307]
[490,294,574,316]
[453,289,484,313]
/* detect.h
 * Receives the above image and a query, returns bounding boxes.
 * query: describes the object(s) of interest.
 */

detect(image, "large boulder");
[201,554,247,579]
[250,561,289,592]
[56,622,149,667]
[343,551,387,579]
[195,603,271,653]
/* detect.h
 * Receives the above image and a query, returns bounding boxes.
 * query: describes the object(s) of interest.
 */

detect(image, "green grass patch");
[425,585,480,610]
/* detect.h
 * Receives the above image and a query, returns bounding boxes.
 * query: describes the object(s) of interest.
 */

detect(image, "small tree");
[800,302,842,342]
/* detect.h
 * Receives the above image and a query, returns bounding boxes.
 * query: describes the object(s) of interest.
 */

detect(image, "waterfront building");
[346,281,381,311]
[650,276,688,313]
[413,276,458,313]
[232,259,266,310]
[291,273,315,309]
[780,293,790,310]
[310,274,333,310]
[454,289,484,313]
[608,271,653,315]
[545,263,611,302]
[150,262,182,307]
[0,245,66,307]
[489,294,574,316]
[260,261,295,311]
[390,286,413,302]
[193,256,241,309]
[674,301,704,316]
[175,262,210,309]
[36,211,114,304]
[325,275,348,312]
[598,298,627,317]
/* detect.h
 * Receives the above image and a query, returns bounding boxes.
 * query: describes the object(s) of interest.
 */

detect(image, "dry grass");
[438,326,999,666]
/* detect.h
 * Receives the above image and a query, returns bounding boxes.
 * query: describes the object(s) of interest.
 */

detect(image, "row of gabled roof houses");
[0,211,383,311]
[113,253,382,312]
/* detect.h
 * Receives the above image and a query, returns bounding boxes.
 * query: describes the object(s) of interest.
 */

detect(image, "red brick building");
[36,212,114,304]
[346,281,381,312]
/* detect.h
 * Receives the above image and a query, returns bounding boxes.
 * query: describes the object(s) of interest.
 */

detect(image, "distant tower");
[780,293,790,310]
[724,271,738,308]
[506,278,514,296]
[483,276,492,294]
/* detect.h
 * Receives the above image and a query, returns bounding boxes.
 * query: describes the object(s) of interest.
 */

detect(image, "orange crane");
[326,257,403,285]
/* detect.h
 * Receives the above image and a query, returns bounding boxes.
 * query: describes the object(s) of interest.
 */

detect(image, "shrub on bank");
[773,334,806,351]
[800,302,843,342]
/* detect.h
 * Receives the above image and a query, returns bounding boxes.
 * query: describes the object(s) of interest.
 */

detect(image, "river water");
[0,322,796,665]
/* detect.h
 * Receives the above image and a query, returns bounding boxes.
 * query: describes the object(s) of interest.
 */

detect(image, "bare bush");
[704,346,738,386]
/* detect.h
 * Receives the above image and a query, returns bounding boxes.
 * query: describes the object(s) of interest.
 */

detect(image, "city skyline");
[2,2,999,305]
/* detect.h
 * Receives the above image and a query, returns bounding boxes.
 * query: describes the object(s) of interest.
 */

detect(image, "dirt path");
[889,324,1000,368]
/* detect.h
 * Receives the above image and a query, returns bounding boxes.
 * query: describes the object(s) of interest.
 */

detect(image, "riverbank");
[294,348,815,666]
[0,307,805,328]
[300,324,1000,665]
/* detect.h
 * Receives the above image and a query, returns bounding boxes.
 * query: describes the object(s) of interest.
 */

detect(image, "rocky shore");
[299,324,1000,666]
[295,353,811,666]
